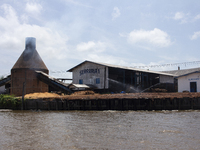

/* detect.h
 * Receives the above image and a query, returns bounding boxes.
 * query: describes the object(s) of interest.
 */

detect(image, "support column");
[123,70,125,85]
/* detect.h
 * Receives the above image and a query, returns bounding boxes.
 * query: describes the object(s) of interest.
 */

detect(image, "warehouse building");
[163,67,200,92]
[68,60,176,93]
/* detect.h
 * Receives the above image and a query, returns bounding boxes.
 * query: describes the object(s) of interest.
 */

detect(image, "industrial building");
[0,37,72,96]
[163,67,200,92]
[11,37,49,96]
[68,60,176,93]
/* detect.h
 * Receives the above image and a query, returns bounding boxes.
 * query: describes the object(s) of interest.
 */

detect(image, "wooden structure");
[11,37,49,96]
[1,97,200,111]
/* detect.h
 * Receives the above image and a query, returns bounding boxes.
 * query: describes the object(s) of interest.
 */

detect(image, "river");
[0,110,200,150]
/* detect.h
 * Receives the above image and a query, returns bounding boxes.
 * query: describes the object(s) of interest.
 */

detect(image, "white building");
[163,67,200,92]
[176,71,200,92]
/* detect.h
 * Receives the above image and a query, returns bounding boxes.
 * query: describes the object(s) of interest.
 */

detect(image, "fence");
[1,97,200,111]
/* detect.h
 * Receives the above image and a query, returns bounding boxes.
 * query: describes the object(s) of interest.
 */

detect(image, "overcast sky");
[0,0,200,78]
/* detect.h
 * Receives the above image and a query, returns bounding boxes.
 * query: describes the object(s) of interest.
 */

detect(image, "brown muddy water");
[0,110,200,150]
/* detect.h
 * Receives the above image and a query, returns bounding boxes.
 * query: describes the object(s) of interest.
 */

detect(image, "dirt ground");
[24,91,200,100]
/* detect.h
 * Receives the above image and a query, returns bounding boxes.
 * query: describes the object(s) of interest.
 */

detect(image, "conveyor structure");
[36,71,72,93]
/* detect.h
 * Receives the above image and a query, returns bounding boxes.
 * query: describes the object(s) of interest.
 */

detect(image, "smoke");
[23,37,36,61]
[25,37,36,49]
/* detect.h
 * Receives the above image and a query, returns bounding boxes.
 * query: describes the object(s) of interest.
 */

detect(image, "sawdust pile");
[71,91,96,96]
[25,92,60,99]
[63,92,200,100]
[24,91,200,100]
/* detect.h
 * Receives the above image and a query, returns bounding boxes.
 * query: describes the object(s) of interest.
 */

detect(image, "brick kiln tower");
[11,37,49,96]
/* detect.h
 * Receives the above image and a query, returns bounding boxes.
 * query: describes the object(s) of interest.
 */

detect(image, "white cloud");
[172,12,200,23]
[20,14,29,23]
[112,7,120,20]
[0,4,69,72]
[173,12,189,24]
[194,14,200,21]
[77,41,95,51]
[76,41,107,52]
[65,0,93,8]
[191,31,200,40]
[173,12,184,20]
[0,4,118,77]
[125,28,172,48]
[25,2,42,15]
[85,54,132,67]
[0,4,19,28]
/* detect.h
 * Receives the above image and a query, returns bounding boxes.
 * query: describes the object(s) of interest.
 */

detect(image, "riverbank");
[1,92,200,110]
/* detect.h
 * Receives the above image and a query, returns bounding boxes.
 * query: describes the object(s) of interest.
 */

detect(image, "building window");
[79,79,83,84]
[96,78,100,84]
[190,82,197,92]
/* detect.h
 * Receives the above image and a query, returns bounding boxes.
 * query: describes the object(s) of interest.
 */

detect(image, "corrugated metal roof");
[36,71,55,80]
[36,71,72,93]
[67,60,175,76]
[69,84,91,89]
[0,75,11,86]
[162,67,200,77]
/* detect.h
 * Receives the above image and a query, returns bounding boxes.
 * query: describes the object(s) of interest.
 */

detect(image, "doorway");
[190,82,197,92]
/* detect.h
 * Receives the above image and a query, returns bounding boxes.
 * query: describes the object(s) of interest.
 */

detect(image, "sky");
[0,0,200,78]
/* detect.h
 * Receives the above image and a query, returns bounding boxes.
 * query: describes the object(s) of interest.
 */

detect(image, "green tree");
[0,75,4,80]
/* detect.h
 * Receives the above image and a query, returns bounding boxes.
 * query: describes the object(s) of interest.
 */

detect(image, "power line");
[50,61,200,73]
[50,70,67,74]
[134,61,200,69]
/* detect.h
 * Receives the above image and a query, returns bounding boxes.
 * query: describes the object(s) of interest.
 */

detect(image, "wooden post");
[82,100,85,110]
[24,99,27,110]
[67,100,70,110]
[21,82,25,110]
[36,100,38,110]
[162,99,164,110]
[108,99,112,110]
[63,100,66,110]
[48,101,50,110]
[106,99,109,110]
[138,99,140,110]
[133,99,137,111]
[98,100,101,110]
[120,99,123,110]
[56,100,58,110]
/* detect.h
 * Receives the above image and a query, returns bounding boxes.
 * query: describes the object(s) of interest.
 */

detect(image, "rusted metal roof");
[12,49,48,70]
[12,37,48,71]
